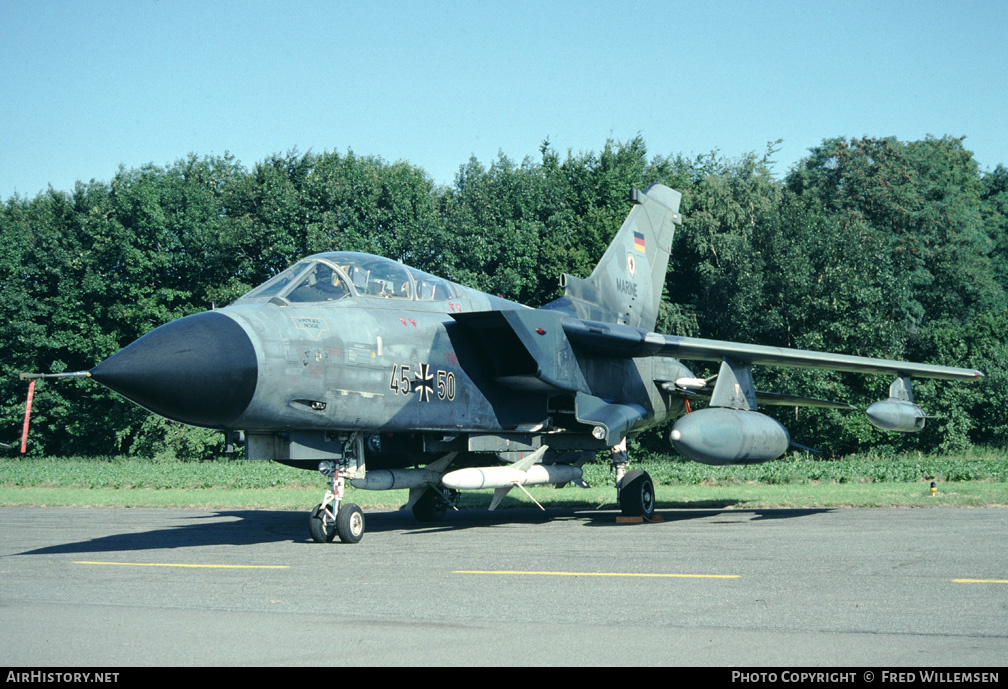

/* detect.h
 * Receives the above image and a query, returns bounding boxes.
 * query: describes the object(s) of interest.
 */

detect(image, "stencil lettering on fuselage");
[290,317,329,341]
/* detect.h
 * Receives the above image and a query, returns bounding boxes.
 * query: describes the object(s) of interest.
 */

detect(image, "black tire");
[309,503,337,543]
[336,503,365,543]
[412,487,448,523]
[619,469,656,518]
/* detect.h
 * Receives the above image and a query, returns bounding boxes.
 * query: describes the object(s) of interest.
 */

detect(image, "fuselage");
[88,251,690,459]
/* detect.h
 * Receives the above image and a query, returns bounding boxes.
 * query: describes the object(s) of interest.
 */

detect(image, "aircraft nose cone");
[90,311,257,428]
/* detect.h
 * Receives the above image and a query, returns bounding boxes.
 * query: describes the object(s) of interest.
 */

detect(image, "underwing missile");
[441,463,583,491]
[349,467,444,491]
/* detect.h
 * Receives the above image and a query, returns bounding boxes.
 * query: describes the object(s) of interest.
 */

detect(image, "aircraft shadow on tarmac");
[15,505,832,555]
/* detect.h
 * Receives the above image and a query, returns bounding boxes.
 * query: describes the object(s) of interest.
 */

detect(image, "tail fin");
[543,183,682,330]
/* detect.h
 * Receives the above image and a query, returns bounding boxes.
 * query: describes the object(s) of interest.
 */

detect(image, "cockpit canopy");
[237,252,456,304]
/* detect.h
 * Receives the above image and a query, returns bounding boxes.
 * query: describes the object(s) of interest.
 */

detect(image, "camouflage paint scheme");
[62,184,983,535]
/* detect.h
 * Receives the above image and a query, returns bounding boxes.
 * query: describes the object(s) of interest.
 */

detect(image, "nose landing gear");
[309,497,364,544]
[309,433,366,544]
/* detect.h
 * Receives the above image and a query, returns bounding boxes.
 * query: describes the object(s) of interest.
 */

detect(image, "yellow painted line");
[453,570,738,579]
[75,561,288,569]
[953,578,1008,584]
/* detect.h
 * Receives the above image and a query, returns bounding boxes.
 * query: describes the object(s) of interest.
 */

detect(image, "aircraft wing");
[560,319,985,382]
[647,333,984,381]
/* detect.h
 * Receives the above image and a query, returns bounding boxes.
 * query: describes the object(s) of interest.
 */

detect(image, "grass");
[1,449,1006,510]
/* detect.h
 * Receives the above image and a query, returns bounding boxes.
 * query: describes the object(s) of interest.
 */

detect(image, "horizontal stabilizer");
[753,392,854,410]
[671,388,853,409]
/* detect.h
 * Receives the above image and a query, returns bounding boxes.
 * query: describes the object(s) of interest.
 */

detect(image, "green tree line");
[2,136,1006,458]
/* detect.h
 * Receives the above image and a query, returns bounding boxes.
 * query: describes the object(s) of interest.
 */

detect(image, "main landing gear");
[412,486,454,523]
[309,433,366,543]
[618,469,655,518]
[611,439,656,519]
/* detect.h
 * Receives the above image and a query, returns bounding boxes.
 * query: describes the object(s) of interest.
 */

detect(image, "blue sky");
[2,0,1006,200]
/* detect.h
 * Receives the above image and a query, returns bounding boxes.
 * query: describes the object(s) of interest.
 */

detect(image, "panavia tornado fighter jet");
[23,184,984,543]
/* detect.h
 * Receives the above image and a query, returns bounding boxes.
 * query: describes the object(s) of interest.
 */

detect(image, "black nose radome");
[90,311,257,428]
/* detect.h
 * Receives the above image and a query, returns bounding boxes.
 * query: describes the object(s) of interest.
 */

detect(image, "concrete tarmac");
[1,505,1005,666]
